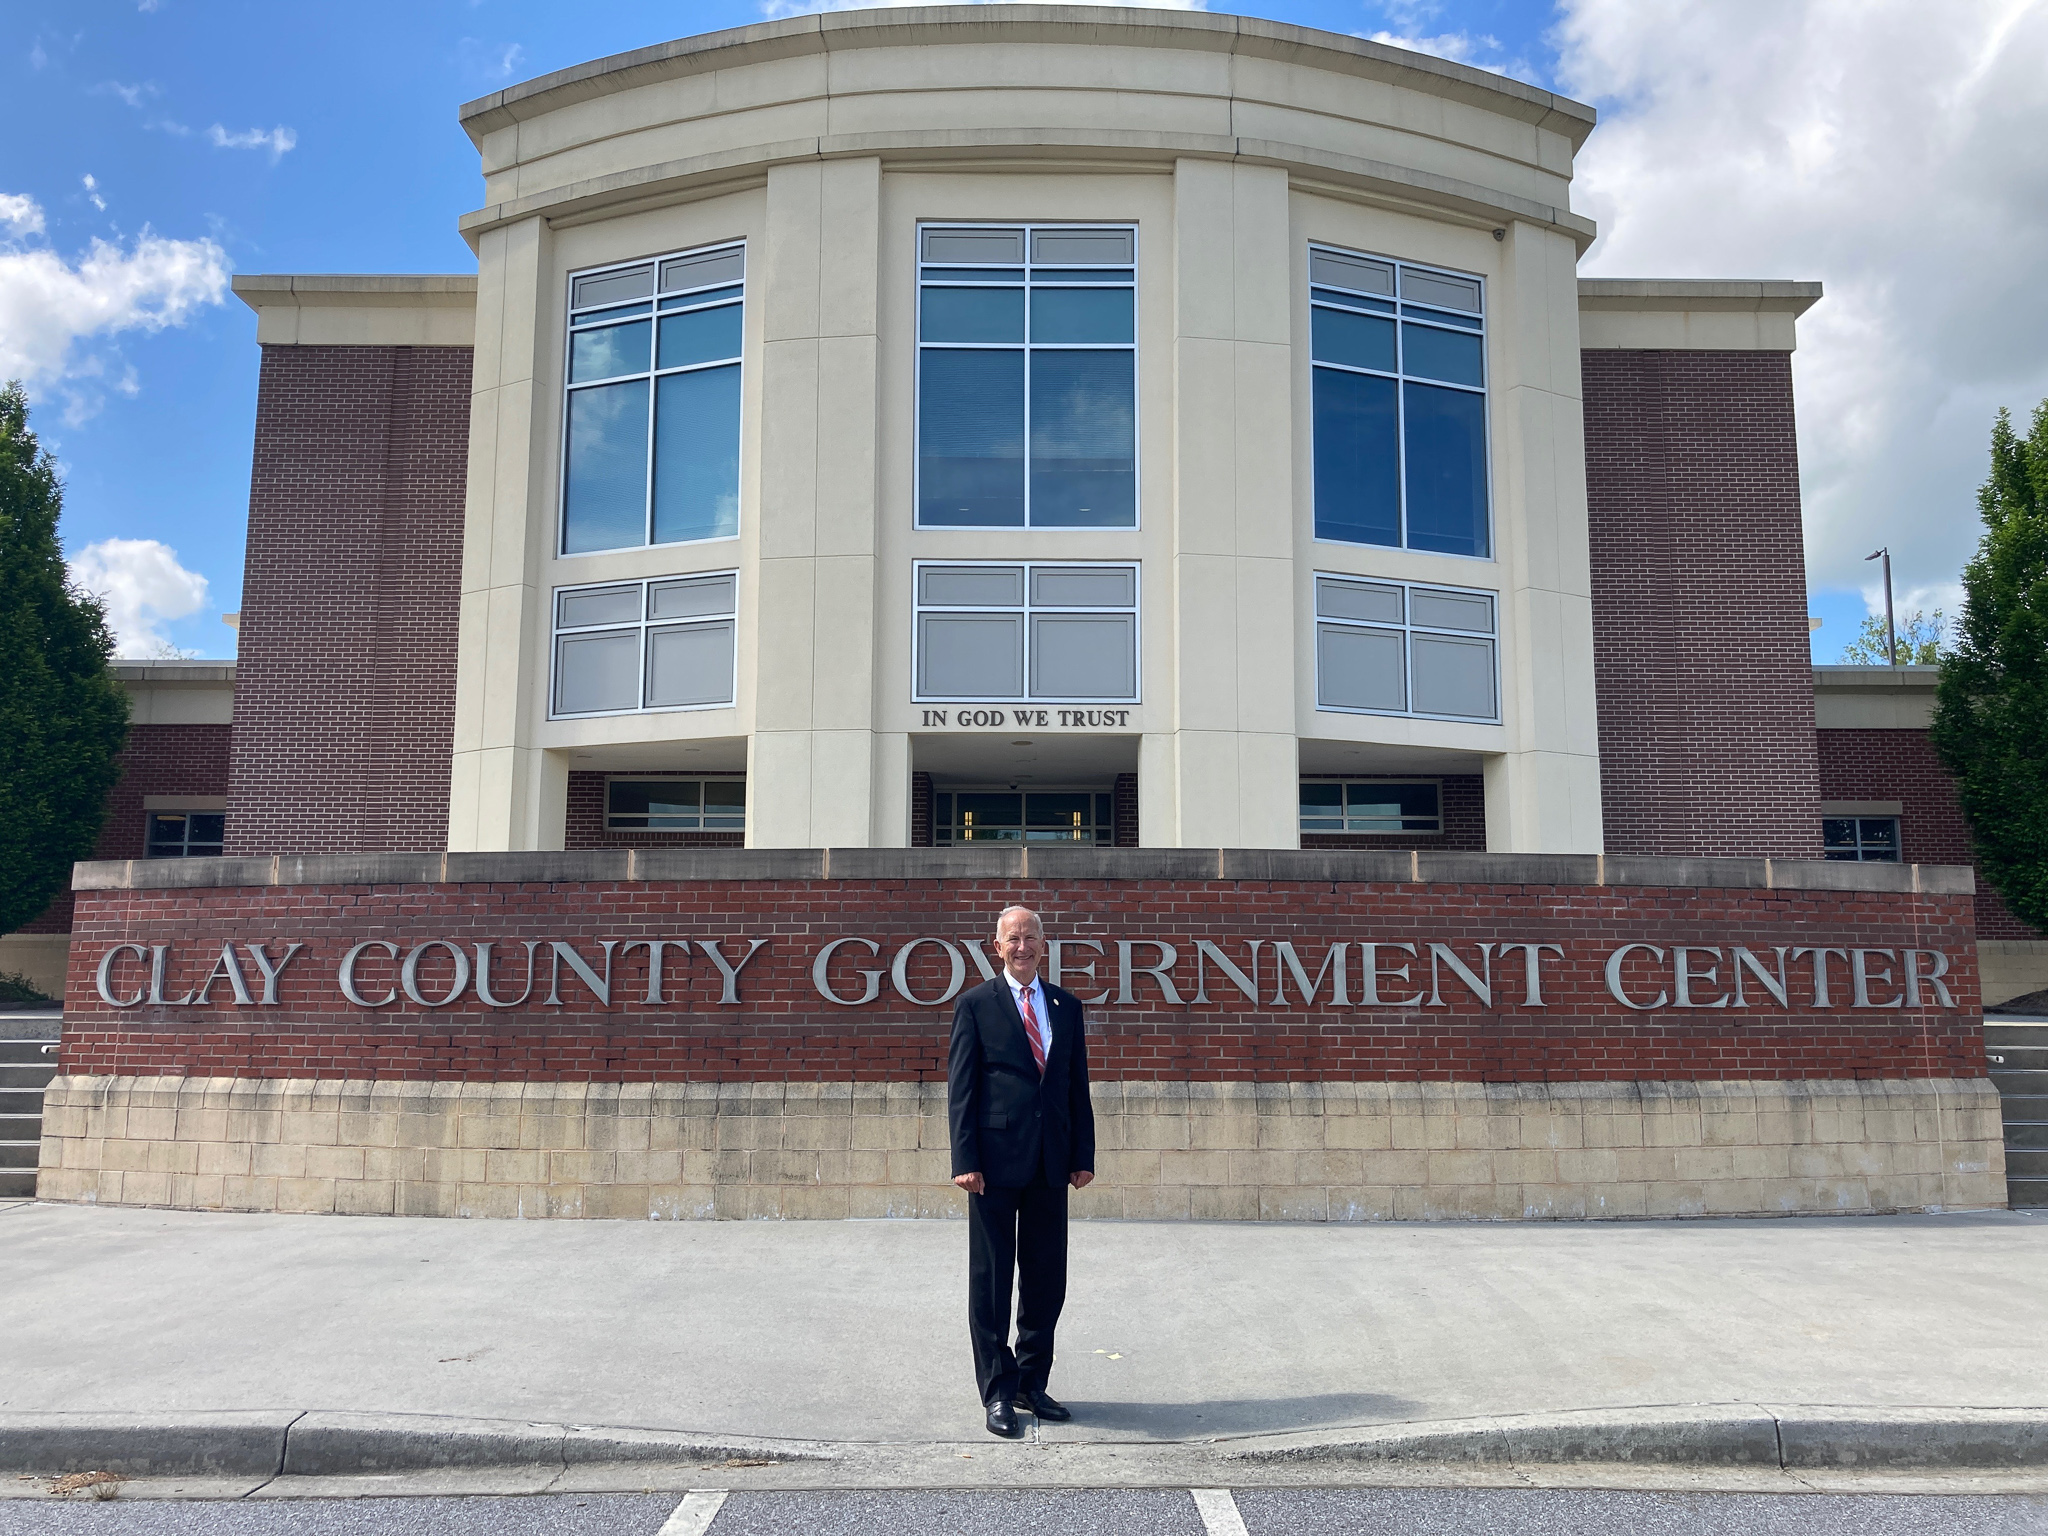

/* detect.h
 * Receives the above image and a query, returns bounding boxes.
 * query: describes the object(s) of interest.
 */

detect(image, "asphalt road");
[2,1488,2046,1535]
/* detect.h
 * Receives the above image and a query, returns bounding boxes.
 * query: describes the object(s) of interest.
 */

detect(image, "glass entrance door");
[933,787,1114,844]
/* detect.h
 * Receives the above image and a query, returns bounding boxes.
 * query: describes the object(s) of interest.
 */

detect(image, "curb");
[0,1411,835,1480]
[5,1405,2048,1480]
[1224,1404,2048,1470]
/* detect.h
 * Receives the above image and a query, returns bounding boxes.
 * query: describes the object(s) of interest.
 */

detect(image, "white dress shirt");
[1008,973,1052,1059]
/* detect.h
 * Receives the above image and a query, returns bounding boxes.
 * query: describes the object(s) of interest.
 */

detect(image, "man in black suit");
[948,903,1096,1438]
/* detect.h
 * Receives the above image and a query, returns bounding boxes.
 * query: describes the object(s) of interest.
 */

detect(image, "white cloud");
[93,80,158,109]
[1556,0,2048,605]
[82,173,106,212]
[0,192,44,237]
[66,538,209,658]
[0,207,230,417]
[1362,29,1537,82]
[206,123,297,162]
[457,38,525,78]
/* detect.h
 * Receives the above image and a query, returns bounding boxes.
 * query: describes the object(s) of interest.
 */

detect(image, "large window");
[145,810,224,858]
[934,789,1114,844]
[552,572,737,718]
[1314,573,1498,721]
[916,225,1137,529]
[1300,781,1441,836]
[1310,245,1490,559]
[1823,816,1901,862]
[606,778,745,833]
[914,562,1138,703]
[562,243,744,555]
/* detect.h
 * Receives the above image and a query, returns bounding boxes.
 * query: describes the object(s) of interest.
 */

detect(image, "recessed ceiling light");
[1011,739,1033,746]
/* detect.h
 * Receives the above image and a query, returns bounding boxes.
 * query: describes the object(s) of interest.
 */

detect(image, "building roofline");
[457,6,1597,150]
[232,275,478,315]
[1579,279,1823,316]
[111,661,236,684]
[1813,664,1939,690]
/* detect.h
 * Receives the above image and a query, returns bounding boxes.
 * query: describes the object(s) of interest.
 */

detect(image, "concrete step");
[0,1063,58,1088]
[0,1040,60,1066]
[0,1141,40,1170]
[0,1169,36,1199]
[2008,1122,2048,1151]
[2007,1179,2048,1209]
[2001,1095,2048,1124]
[1983,1023,2048,1046]
[2002,1148,2048,1180]
[1989,1070,2048,1094]
[1985,1046,2048,1070]
[0,1089,47,1115]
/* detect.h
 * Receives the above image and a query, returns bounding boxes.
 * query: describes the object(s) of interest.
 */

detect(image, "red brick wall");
[62,876,1982,1083]
[226,345,471,856]
[1113,772,1139,848]
[1583,351,1820,857]
[564,771,745,850]
[1302,775,1485,852]
[18,723,231,934]
[1817,726,2040,940]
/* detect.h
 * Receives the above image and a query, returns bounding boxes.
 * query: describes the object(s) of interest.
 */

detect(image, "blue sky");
[5,0,2044,661]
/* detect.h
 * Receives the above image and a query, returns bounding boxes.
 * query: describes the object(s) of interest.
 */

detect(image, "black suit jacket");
[947,975,1095,1190]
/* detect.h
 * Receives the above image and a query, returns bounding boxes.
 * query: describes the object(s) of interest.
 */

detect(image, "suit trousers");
[966,1176,1069,1405]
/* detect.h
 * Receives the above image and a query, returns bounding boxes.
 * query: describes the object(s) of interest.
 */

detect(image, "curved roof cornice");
[458,6,1596,149]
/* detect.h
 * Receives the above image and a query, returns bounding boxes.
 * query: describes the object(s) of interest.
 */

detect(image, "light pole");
[1865,547,1896,666]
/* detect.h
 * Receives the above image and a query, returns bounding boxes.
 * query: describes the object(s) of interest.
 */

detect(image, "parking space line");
[1192,1487,1251,1536]
[657,1488,729,1535]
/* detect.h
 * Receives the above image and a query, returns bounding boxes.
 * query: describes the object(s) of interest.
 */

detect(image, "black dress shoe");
[985,1398,1021,1438]
[1015,1388,1072,1422]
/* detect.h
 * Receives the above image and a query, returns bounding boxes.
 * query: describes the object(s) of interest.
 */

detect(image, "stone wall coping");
[1812,664,1940,692]
[1576,279,1823,315]
[230,274,479,311]
[458,7,1598,145]
[110,662,237,685]
[72,848,1975,895]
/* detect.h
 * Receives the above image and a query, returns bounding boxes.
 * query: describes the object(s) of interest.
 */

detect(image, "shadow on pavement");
[1052,1390,1421,1438]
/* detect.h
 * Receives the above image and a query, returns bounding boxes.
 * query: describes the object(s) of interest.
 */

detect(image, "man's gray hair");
[995,904,1043,937]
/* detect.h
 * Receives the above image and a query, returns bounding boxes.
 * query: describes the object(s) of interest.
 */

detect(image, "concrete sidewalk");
[5,1203,2047,1459]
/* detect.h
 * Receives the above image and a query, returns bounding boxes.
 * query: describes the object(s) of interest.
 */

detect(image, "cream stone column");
[1148,158,1299,849]
[447,215,560,852]
[1483,220,1605,853]
[746,157,894,848]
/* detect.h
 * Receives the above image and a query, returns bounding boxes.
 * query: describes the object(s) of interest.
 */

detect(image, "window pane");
[1312,307,1396,372]
[921,286,1024,343]
[1347,782,1440,832]
[921,267,1025,284]
[1409,588,1493,634]
[919,349,1025,527]
[1027,792,1092,829]
[146,813,187,855]
[1403,323,1484,387]
[1310,249,1395,295]
[1316,577,1402,625]
[1031,614,1136,699]
[1411,633,1497,719]
[609,780,701,829]
[1033,269,1134,284]
[556,630,641,714]
[920,565,1024,607]
[1822,818,1858,849]
[1312,287,1395,314]
[657,305,742,369]
[661,285,743,312]
[1403,381,1489,558]
[919,612,1024,698]
[645,620,735,708]
[1031,566,1135,608]
[558,584,641,629]
[1030,288,1132,344]
[702,780,747,828]
[1300,782,1343,829]
[648,573,736,620]
[1312,369,1399,547]
[660,248,744,293]
[574,301,651,327]
[570,320,651,383]
[187,813,226,846]
[1317,623,1406,712]
[1400,267,1482,313]
[652,365,741,544]
[924,228,1025,264]
[1029,349,1136,527]
[1860,818,1900,860]
[1031,229,1133,264]
[563,379,650,553]
[573,265,654,309]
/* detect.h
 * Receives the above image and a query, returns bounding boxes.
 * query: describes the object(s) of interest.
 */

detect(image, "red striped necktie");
[1018,987,1047,1076]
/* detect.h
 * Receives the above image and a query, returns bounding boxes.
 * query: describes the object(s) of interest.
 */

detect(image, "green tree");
[0,382,130,934]
[1931,400,2048,930]
[1840,608,1949,665]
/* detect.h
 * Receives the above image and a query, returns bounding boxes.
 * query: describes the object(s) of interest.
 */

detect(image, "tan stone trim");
[36,1076,2008,1222]
[231,275,479,348]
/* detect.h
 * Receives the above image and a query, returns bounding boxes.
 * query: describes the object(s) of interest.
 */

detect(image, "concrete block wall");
[36,1075,2006,1221]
